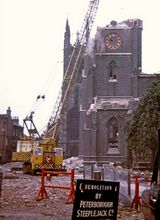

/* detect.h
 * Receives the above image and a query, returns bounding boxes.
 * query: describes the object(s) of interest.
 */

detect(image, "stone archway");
[106,116,120,155]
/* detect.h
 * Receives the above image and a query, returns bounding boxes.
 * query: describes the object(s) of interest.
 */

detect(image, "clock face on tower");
[105,32,122,50]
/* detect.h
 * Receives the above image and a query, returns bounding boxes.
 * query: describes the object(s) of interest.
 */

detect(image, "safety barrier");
[36,169,75,204]
[131,176,141,209]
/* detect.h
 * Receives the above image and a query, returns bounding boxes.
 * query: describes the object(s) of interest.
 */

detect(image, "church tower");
[60,19,81,157]
[79,19,143,163]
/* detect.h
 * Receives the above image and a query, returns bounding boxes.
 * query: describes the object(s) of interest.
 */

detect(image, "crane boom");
[45,0,99,139]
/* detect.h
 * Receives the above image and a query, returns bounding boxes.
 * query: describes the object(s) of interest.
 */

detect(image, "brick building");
[0,107,23,163]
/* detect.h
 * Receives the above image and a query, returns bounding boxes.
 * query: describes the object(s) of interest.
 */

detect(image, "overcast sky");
[0,0,160,133]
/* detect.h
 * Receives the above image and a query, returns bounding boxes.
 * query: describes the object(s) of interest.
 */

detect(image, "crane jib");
[45,0,100,139]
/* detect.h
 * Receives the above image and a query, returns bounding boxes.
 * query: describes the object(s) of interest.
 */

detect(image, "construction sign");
[72,179,119,220]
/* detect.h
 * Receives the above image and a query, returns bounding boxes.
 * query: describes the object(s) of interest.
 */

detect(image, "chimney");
[7,106,11,117]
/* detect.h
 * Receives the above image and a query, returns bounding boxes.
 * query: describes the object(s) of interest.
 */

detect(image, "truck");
[12,115,65,174]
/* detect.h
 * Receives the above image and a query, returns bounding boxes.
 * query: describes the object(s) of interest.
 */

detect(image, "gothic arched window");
[107,116,119,149]
[108,60,117,80]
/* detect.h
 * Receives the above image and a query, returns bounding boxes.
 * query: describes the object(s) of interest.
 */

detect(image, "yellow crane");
[12,0,99,174]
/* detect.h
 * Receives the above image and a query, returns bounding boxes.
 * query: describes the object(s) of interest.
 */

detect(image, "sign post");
[72,179,119,220]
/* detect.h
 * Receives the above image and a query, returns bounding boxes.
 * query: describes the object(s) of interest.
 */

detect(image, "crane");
[11,0,100,174]
[45,0,99,141]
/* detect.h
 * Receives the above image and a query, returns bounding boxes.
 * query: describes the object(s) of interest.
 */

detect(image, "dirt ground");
[0,168,145,220]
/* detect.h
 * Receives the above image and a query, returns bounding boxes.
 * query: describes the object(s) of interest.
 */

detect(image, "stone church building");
[61,18,158,164]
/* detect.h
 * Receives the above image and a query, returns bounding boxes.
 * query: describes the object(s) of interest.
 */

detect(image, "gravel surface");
[0,163,145,220]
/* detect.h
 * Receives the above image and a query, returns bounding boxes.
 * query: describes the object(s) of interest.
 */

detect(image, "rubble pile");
[63,157,83,172]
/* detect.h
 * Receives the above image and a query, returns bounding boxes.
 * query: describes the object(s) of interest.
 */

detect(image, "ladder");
[45,0,99,139]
